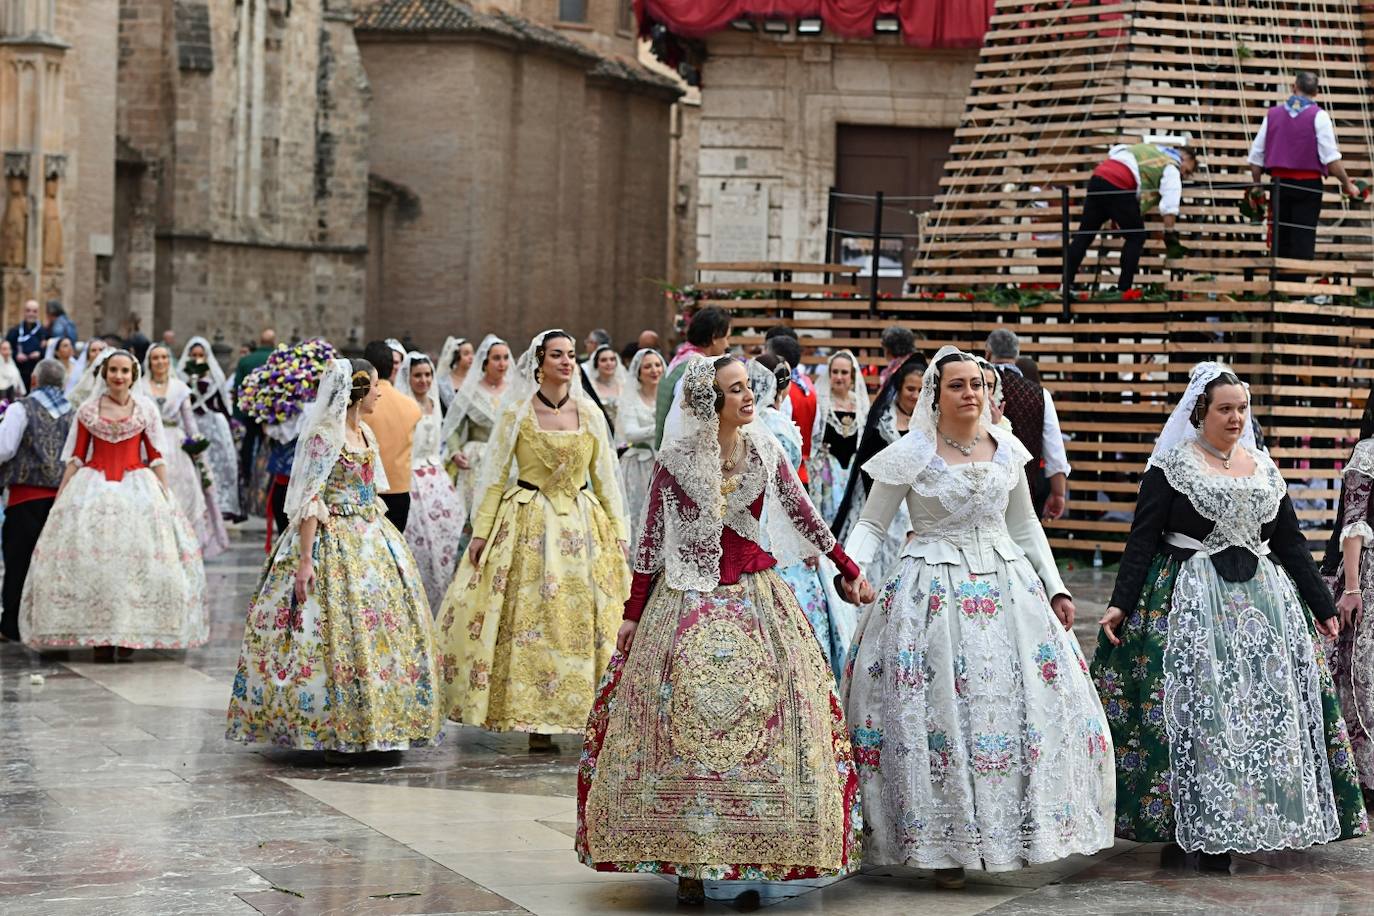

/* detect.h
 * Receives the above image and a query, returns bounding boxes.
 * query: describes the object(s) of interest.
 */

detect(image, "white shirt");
[998,363,1071,478]
[0,401,26,463]
[1248,106,1342,167]
[1107,145,1182,216]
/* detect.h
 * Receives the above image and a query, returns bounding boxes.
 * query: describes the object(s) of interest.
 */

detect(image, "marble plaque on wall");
[710,181,769,263]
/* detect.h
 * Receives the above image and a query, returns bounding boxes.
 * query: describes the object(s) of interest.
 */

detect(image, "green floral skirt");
[1090,553,1367,849]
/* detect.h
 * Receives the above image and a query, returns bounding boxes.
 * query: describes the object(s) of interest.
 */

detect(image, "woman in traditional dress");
[435,336,474,413]
[67,338,107,397]
[1323,397,1374,799]
[226,358,444,755]
[177,336,242,521]
[808,350,869,526]
[829,356,923,587]
[44,335,78,383]
[0,339,25,400]
[436,329,630,751]
[975,356,1011,431]
[139,342,230,557]
[843,346,1114,887]
[588,344,626,429]
[578,355,874,904]
[22,350,207,660]
[440,334,510,507]
[748,355,854,680]
[396,351,464,613]
[615,347,664,539]
[1095,362,1366,871]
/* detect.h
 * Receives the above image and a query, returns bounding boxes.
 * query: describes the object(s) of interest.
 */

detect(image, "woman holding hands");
[1094,362,1365,870]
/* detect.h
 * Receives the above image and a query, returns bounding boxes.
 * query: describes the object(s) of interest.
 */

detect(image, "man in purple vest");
[1248,72,1359,267]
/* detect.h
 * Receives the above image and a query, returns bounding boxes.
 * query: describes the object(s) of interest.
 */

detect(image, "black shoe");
[1159,842,1187,867]
[677,877,704,905]
[1198,851,1232,873]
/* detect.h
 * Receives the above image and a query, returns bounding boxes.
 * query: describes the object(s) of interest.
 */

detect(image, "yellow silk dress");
[437,403,630,733]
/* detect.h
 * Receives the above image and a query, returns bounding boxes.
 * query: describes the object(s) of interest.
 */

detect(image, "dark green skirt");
[1090,553,1367,845]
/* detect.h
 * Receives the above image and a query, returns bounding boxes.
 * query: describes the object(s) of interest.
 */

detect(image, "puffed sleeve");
[1004,464,1068,599]
[1339,463,1374,550]
[1108,466,1173,611]
[1270,494,1337,621]
[470,412,517,542]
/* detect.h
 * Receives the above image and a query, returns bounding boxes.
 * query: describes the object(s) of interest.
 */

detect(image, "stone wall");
[695,31,976,266]
[0,0,119,330]
[112,0,369,344]
[359,18,680,352]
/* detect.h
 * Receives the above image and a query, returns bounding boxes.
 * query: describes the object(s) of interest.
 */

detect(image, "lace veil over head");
[436,336,469,376]
[176,335,231,408]
[623,348,665,420]
[862,344,1026,488]
[1147,361,1256,469]
[440,333,505,446]
[815,349,871,438]
[589,344,628,394]
[395,350,438,414]
[281,358,389,531]
[647,355,829,592]
[469,329,625,531]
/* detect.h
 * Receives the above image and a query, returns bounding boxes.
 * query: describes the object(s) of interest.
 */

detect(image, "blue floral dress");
[226,427,444,752]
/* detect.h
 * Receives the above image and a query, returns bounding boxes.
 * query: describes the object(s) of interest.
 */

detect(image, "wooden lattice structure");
[704,0,1374,556]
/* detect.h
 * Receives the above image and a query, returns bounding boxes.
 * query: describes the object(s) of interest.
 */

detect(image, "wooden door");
[833,125,954,292]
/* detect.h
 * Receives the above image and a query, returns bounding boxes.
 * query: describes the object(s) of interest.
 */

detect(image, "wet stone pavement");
[3,527,1374,915]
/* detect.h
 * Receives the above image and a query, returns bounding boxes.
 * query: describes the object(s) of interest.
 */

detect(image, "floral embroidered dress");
[1324,438,1374,788]
[398,356,465,614]
[226,416,444,752]
[437,401,630,733]
[21,396,208,649]
[578,359,863,881]
[147,376,230,558]
[754,361,854,682]
[843,419,1114,871]
[1092,441,1366,851]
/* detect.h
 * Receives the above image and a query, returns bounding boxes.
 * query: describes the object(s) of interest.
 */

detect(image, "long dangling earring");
[534,366,543,384]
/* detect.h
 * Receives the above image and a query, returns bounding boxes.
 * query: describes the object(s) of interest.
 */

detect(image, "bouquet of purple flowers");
[237,338,339,427]
[181,434,210,458]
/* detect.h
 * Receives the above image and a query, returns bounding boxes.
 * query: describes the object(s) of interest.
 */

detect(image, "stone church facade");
[0,0,681,353]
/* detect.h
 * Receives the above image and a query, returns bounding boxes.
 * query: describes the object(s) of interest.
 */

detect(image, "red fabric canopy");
[636,0,994,48]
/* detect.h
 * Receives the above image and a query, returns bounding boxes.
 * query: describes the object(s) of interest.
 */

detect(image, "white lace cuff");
[300,496,331,526]
[147,457,166,469]
[66,456,83,468]
[1342,520,1374,548]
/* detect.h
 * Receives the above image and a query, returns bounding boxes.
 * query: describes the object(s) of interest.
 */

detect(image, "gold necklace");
[718,436,744,517]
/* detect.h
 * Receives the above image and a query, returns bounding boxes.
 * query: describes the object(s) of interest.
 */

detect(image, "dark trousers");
[381,492,410,532]
[1275,178,1323,279]
[1064,175,1146,291]
[239,420,262,489]
[2,498,54,640]
[270,477,289,537]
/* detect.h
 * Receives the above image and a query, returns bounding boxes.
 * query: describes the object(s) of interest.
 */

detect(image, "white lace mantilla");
[1348,438,1374,479]
[1153,441,1285,556]
[864,423,1031,539]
